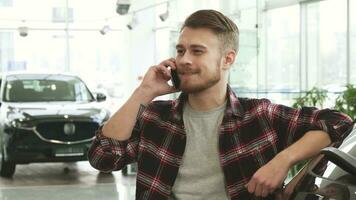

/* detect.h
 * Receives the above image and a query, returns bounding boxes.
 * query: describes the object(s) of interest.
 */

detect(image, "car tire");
[0,152,16,178]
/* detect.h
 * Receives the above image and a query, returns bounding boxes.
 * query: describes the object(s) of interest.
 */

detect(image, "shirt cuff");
[95,125,128,157]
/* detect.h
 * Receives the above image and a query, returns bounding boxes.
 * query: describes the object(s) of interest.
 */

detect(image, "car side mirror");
[320,147,356,177]
[96,92,106,102]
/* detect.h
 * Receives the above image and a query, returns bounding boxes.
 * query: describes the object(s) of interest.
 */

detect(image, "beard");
[179,64,221,94]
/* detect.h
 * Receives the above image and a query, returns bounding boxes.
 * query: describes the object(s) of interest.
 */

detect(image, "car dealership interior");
[0,0,355,199]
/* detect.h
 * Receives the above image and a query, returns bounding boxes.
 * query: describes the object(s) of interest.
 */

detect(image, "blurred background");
[0,0,355,109]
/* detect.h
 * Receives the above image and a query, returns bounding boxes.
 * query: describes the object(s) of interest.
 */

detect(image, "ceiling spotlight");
[116,0,131,15]
[18,26,29,37]
[159,10,169,22]
[100,25,110,35]
[159,2,169,22]
[127,16,137,30]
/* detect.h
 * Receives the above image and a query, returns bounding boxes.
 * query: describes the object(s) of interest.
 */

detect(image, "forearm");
[278,130,332,168]
[102,87,154,141]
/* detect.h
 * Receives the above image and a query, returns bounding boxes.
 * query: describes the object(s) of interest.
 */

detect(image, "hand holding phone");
[170,68,180,89]
[165,65,180,89]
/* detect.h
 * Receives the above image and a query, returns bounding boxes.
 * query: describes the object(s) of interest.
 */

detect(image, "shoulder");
[237,97,272,109]
[144,100,175,116]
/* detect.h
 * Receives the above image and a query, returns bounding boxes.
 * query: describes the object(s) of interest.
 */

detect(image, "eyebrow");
[176,44,207,49]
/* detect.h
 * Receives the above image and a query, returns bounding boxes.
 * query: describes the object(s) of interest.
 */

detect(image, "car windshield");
[3,75,94,102]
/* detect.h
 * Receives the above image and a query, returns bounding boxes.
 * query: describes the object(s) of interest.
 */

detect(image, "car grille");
[36,121,99,142]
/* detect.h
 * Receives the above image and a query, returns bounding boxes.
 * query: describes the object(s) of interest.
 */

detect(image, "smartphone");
[170,68,180,89]
[165,65,180,89]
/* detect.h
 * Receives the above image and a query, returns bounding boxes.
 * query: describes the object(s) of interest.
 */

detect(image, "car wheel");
[0,151,16,178]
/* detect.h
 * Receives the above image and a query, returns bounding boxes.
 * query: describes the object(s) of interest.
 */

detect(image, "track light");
[116,0,131,15]
[100,25,110,35]
[159,2,169,22]
[127,15,137,30]
[159,10,169,22]
[18,26,29,37]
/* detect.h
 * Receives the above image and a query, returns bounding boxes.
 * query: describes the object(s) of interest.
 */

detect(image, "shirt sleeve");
[87,104,147,173]
[264,100,354,149]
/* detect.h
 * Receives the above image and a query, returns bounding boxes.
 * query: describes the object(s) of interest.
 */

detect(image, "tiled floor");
[0,162,136,200]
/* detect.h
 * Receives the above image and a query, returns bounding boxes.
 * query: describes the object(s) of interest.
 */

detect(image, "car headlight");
[9,118,34,129]
[91,109,109,123]
[99,109,109,120]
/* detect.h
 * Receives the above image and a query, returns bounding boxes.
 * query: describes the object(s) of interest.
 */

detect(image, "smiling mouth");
[179,72,197,75]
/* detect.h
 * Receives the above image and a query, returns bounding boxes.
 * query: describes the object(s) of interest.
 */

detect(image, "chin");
[180,86,203,94]
[180,81,218,94]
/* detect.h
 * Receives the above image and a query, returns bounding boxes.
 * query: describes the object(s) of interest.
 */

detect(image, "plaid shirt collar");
[169,84,244,122]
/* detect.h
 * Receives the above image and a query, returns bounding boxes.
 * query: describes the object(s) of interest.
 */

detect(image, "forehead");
[177,27,221,48]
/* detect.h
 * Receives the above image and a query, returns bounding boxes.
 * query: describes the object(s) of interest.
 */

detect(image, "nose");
[176,52,193,68]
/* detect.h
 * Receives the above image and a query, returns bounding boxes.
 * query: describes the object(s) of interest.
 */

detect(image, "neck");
[187,81,228,111]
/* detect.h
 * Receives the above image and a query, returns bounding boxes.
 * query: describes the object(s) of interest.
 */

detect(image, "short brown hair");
[181,9,239,53]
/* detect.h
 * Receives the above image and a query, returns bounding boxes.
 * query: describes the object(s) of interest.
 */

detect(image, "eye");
[176,49,185,55]
[193,49,204,54]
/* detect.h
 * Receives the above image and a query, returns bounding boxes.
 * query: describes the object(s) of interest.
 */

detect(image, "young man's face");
[175,27,226,93]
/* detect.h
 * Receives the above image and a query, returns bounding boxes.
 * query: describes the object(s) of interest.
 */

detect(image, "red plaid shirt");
[88,85,353,200]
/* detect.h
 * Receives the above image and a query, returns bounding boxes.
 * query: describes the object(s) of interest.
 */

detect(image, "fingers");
[153,65,171,80]
[247,181,269,197]
[160,58,177,70]
[245,160,289,198]
[261,188,270,198]
[246,181,256,194]
[246,179,277,198]
[152,58,177,80]
[255,184,263,197]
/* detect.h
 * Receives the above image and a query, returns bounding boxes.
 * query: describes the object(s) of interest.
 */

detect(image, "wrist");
[134,86,155,104]
[277,150,295,169]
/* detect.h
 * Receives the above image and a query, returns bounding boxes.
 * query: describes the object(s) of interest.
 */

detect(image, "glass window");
[228,0,258,98]
[0,0,12,7]
[305,0,347,89]
[0,1,128,95]
[0,0,124,73]
[3,30,67,72]
[67,31,123,78]
[351,0,356,84]
[0,32,15,71]
[265,5,300,105]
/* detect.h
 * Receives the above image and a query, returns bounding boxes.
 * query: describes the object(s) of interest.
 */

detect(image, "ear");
[222,50,236,70]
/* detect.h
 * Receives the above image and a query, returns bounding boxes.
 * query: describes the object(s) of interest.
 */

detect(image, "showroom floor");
[0,162,136,200]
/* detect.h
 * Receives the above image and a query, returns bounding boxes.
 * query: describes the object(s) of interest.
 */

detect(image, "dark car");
[284,124,356,200]
[0,73,110,177]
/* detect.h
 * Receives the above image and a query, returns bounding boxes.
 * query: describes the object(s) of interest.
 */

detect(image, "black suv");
[0,73,110,177]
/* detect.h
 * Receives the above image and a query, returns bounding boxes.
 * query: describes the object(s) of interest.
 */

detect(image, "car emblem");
[63,123,76,135]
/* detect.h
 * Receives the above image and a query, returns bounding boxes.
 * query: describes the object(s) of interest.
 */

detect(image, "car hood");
[3,101,109,122]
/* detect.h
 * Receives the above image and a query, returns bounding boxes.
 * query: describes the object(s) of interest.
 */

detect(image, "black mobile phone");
[170,68,180,89]
[165,65,180,89]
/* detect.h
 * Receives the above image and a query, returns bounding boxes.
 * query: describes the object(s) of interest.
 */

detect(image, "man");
[88,10,353,200]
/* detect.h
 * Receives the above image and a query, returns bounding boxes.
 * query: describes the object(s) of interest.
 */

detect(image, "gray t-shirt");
[170,101,229,200]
